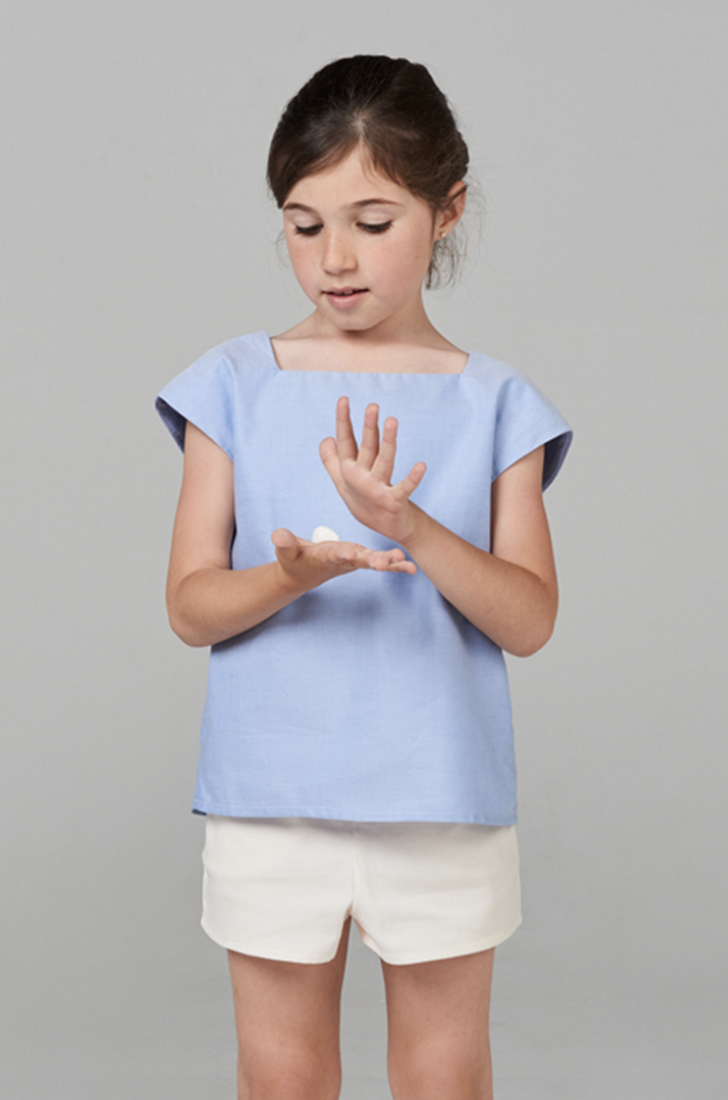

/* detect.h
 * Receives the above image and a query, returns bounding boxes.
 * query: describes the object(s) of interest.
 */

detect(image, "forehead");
[285,145,414,209]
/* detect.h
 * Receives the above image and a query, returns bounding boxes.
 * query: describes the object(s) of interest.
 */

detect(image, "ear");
[435,182,467,239]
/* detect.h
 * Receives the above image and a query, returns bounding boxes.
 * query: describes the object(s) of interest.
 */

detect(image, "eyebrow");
[282,198,404,213]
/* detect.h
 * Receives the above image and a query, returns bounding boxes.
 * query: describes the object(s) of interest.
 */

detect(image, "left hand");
[319,397,427,544]
[271,527,417,584]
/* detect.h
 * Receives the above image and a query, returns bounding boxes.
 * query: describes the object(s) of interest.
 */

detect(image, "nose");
[320,229,356,275]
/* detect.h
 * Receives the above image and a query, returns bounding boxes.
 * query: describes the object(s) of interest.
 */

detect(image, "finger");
[367,548,418,574]
[371,415,398,483]
[333,544,359,565]
[319,436,346,492]
[335,396,358,462]
[358,403,380,470]
[383,559,418,575]
[392,460,427,502]
[320,540,366,571]
[320,541,417,576]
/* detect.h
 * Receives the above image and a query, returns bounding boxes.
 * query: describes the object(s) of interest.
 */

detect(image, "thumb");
[319,437,344,491]
[271,528,300,563]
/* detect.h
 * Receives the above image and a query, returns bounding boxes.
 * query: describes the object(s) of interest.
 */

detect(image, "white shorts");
[202,815,521,965]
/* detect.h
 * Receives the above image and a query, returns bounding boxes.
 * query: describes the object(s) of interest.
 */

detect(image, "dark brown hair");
[267,56,469,288]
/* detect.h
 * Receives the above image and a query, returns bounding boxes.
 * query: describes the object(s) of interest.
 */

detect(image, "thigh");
[228,916,352,1098]
[381,947,495,1100]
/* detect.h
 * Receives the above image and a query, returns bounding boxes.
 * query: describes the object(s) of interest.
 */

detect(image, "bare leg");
[227,916,352,1100]
[381,947,495,1100]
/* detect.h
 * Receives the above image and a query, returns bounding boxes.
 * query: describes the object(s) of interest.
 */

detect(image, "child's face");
[282,145,447,337]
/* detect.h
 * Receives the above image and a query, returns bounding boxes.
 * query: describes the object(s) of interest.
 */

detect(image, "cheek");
[287,240,315,280]
[380,233,432,285]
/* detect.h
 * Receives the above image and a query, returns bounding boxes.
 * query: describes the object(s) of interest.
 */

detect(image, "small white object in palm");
[312,526,340,543]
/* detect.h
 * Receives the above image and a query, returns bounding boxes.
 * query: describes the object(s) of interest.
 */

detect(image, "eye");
[293,224,323,236]
[359,221,392,234]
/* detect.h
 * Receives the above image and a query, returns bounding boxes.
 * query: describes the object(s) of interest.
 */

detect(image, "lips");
[323,286,369,310]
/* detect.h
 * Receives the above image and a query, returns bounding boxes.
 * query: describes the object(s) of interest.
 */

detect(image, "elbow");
[166,600,211,648]
[172,624,211,648]
[504,605,558,659]
[507,626,553,659]
[169,617,208,648]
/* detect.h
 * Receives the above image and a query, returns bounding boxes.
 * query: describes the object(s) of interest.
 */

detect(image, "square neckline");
[260,330,474,377]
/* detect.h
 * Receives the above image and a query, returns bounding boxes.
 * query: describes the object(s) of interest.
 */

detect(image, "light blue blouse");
[157,331,572,824]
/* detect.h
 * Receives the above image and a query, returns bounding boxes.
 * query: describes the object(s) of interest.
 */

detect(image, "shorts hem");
[201,915,523,967]
[358,915,523,965]
[201,917,341,965]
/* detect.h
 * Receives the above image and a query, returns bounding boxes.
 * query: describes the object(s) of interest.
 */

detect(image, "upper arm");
[166,420,235,601]
[490,446,557,595]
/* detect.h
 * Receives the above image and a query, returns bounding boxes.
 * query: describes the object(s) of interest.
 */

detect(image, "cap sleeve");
[155,350,235,459]
[493,373,573,490]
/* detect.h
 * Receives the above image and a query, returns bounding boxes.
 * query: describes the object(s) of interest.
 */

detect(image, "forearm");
[167,562,305,648]
[401,506,557,657]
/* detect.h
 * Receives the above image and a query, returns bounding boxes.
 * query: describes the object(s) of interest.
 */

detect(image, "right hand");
[319,398,427,545]
[271,528,417,592]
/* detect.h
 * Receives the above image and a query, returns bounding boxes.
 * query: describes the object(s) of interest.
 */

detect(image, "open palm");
[319,397,426,545]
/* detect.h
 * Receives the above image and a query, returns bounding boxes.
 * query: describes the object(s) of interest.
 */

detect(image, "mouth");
[324,286,368,308]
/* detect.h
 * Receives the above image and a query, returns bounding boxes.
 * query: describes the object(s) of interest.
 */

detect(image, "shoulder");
[465,350,537,391]
[157,330,277,415]
[174,330,276,381]
[155,331,276,454]
[465,350,565,420]
[465,351,573,490]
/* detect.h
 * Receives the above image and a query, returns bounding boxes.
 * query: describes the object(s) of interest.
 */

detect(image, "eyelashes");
[360,221,393,235]
[293,221,393,237]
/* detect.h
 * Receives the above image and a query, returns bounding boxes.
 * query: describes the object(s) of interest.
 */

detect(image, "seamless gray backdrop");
[2,2,726,1098]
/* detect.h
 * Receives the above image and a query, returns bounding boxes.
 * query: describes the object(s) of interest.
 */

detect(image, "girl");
[157,56,571,1100]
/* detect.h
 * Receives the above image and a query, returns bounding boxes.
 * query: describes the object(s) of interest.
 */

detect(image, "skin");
[166,144,558,1099]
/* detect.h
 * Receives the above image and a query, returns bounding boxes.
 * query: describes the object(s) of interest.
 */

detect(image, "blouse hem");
[191,802,517,826]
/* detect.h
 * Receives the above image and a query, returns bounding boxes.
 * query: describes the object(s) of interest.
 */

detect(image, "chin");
[328,314,378,334]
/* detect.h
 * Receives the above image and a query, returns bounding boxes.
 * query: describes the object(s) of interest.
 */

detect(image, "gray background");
[2,2,726,1097]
